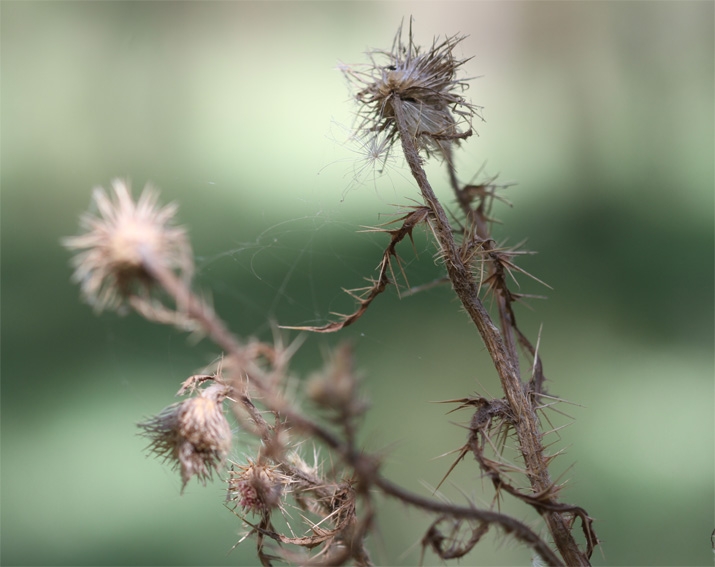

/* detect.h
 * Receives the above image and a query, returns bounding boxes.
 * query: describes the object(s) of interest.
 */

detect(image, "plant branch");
[140,252,243,356]
[390,95,590,565]
[375,476,564,567]
[139,245,566,564]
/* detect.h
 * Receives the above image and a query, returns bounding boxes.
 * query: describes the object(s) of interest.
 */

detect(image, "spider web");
[190,132,448,343]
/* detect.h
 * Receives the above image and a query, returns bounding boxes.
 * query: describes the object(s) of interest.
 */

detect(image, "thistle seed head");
[227,460,287,514]
[138,382,232,491]
[63,179,193,313]
[342,20,479,162]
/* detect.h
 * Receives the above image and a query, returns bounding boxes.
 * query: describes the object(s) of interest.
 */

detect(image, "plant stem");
[445,155,522,383]
[375,476,564,567]
[141,248,564,564]
[391,96,589,566]
[141,255,244,356]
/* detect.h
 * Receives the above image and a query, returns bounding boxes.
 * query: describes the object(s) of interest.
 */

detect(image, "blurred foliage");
[2,2,713,566]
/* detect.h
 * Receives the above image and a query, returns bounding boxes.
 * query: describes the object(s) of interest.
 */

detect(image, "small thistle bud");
[227,460,286,514]
[62,179,193,313]
[138,383,232,491]
[342,20,479,163]
[306,343,365,416]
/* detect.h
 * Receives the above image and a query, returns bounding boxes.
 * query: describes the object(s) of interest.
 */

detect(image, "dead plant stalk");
[392,96,589,566]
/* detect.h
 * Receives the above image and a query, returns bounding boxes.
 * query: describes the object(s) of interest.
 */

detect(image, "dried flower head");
[306,343,367,417]
[63,179,193,313]
[341,20,480,162]
[227,460,288,514]
[138,382,232,491]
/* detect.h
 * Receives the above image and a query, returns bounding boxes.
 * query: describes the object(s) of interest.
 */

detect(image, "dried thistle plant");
[63,20,597,567]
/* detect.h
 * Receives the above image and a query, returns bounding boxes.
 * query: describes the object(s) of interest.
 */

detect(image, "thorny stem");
[375,476,564,567]
[139,248,561,564]
[245,393,562,565]
[391,96,589,566]
[260,401,560,565]
[444,156,521,373]
[142,253,375,564]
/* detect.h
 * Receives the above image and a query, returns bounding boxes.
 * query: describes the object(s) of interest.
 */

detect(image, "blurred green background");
[2,2,713,565]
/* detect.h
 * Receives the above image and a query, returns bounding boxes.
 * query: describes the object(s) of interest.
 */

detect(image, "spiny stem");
[391,95,589,566]
[141,248,563,564]
[375,476,564,567]
[444,153,521,372]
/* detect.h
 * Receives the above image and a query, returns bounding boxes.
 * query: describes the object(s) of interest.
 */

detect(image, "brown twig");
[390,95,590,565]
[376,476,564,566]
[138,242,562,564]
[280,207,429,333]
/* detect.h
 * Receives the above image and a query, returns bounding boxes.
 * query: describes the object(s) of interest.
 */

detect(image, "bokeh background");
[2,2,713,565]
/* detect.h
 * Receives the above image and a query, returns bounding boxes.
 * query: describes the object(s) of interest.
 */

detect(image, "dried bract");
[227,460,287,514]
[341,20,479,162]
[138,382,232,491]
[63,179,193,313]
